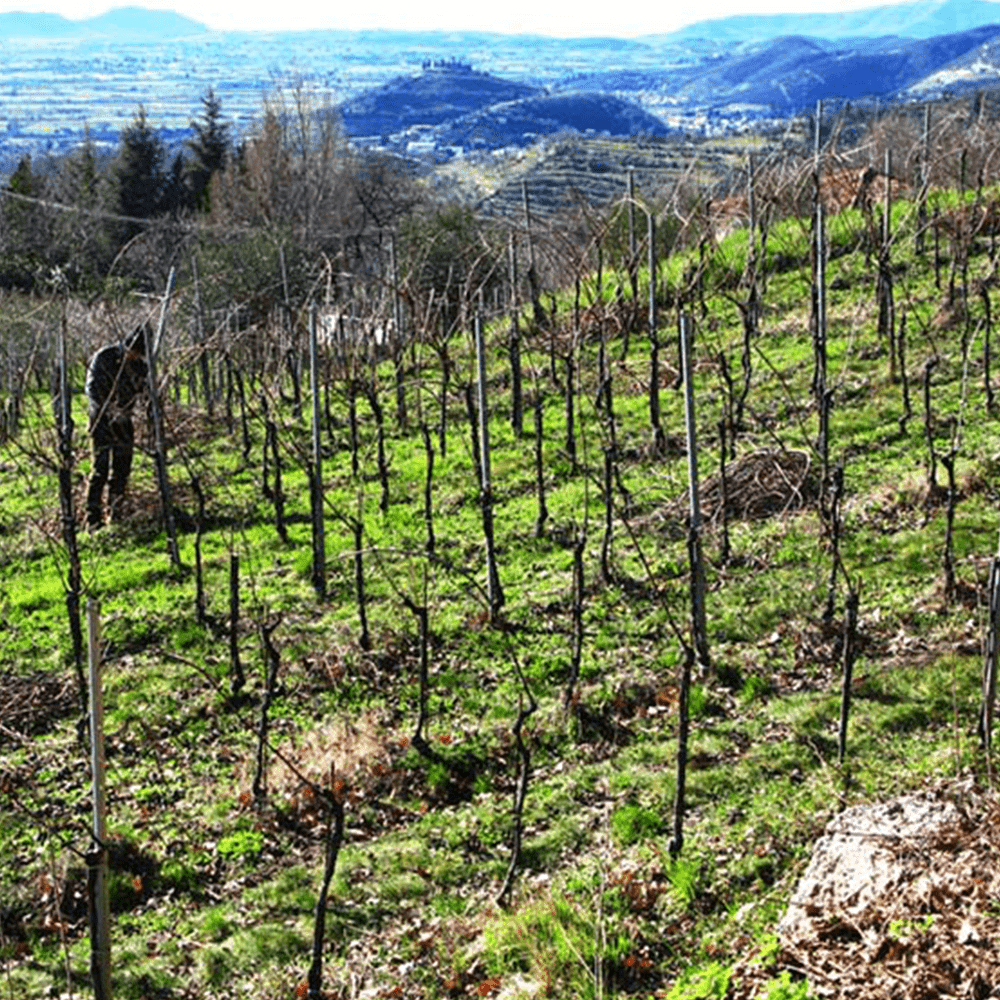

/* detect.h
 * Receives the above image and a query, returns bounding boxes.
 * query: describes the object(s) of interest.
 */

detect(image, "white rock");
[778,791,963,944]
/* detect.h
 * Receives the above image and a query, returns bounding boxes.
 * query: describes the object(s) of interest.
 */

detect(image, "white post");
[87,597,112,1000]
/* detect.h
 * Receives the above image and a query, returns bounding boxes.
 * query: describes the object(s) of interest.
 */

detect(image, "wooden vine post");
[190,253,213,418]
[916,103,931,255]
[508,231,524,437]
[812,199,831,516]
[522,180,545,327]
[191,474,207,624]
[680,313,711,675]
[837,589,860,769]
[351,513,371,652]
[737,154,759,437]
[533,393,548,538]
[878,149,896,379]
[626,167,639,313]
[229,552,245,697]
[388,234,408,430]
[86,598,112,1000]
[147,266,181,568]
[669,645,695,858]
[980,529,1000,787]
[421,423,436,555]
[648,212,665,455]
[475,313,504,618]
[308,303,327,600]
[57,310,85,712]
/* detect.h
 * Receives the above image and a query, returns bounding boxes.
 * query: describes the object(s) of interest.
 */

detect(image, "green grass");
[3,172,1000,1000]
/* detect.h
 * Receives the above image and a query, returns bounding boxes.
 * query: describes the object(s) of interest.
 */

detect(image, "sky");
[0,0,967,36]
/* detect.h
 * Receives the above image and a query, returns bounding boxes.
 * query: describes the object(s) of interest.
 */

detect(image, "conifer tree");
[113,105,167,239]
[186,88,229,212]
[1,154,49,288]
[54,129,114,287]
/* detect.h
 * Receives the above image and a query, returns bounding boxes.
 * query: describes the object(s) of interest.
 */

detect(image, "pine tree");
[54,128,114,288]
[113,105,166,238]
[186,88,229,212]
[1,154,50,288]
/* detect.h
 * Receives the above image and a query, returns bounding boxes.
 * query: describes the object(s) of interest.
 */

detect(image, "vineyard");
[4,96,1000,999]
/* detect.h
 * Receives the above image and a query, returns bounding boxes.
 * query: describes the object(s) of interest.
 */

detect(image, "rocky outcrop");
[733,784,1000,999]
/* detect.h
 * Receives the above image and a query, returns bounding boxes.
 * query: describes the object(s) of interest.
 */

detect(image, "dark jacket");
[85,344,147,424]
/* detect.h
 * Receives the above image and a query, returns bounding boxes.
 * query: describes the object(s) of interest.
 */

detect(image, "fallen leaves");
[730,788,1000,1000]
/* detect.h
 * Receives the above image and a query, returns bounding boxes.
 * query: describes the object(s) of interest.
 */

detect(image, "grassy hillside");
[1,176,999,1000]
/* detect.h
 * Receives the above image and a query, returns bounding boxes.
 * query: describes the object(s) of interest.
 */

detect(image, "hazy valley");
[8,0,1000,181]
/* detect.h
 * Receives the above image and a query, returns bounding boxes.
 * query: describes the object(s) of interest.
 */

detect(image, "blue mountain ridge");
[0,6,205,38]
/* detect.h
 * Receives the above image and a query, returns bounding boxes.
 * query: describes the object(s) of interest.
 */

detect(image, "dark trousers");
[86,415,134,526]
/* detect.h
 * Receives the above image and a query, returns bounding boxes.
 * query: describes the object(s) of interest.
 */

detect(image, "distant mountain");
[668,0,1000,43]
[80,7,206,36]
[0,11,80,36]
[0,6,205,38]
[906,27,1000,92]
[559,22,1000,114]
[669,23,1000,108]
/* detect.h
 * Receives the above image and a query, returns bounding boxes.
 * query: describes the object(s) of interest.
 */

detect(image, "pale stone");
[778,791,964,944]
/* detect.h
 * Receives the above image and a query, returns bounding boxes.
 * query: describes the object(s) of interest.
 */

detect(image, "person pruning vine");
[85,324,150,529]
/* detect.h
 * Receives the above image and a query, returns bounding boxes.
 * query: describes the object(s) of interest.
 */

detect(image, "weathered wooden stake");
[898,311,912,435]
[837,590,860,767]
[680,314,711,675]
[57,313,85,713]
[191,474,206,625]
[475,314,504,617]
[601,448,614,583]
[923,357,939,493]
[86,597,111,1000]
[190,253,213,418]
[421,423,436,555]
[508,231,524,437]
[669,646,695,858]
[388,234,408,430]
[267,418,287,543]
[533,394,548,538]
[229,552,245,697]
[983,284,995,413]
[352,516,371,652]
[564,530,586,710]
[147,267,181,568]
[309,304,327,598]
[648,212,665,455]
[980,530,1000,786]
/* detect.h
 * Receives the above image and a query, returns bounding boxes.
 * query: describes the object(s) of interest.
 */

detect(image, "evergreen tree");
[1,154,51,289]
[54,128,114,288]
[186,88,229,212]
[113,105,166,239]
[60,126,100,208]
[164,150,187,217]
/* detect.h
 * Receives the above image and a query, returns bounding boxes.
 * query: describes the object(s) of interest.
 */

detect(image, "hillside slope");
[434,93,670,151]
[582,24,1000,111]
[338,65,541,138]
